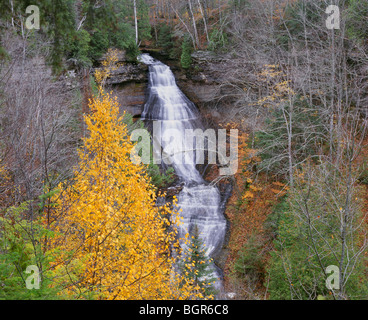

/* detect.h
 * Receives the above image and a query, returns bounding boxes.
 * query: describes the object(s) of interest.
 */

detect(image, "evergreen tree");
[180,37,192,69]
[0,0,150,70]
[180,225,217,297]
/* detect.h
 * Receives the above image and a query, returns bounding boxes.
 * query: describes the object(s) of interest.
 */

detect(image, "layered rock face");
[112,81,147,117]
[95,53,149,117]
[172,51,234,122]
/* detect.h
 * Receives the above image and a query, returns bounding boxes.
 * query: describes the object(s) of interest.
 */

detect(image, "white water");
[139,54,227,292]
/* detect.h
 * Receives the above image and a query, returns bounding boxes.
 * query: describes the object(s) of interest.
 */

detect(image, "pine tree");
[180,225,217,297]
[181,37,192,69]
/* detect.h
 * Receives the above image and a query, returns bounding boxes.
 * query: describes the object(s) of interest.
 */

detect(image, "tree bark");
[197,0,209,44]
[188,0,200,49]
[133,0,138,45]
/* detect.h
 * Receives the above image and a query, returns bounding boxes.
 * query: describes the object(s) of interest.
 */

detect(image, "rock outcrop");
[106,63,148,85]
[97,58,149,116]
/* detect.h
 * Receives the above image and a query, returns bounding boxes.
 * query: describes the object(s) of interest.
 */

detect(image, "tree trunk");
[197,0,209,44]
[188,0,200,49]
[133,0,138,45]
[171,3,196,49]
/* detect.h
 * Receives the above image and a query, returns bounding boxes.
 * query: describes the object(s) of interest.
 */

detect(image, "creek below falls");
[138,54,231,296]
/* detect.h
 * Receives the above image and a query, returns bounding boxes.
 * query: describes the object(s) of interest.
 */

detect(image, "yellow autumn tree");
[48,49,202,300]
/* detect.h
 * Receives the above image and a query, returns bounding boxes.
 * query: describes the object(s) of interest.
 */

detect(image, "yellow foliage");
[257,64,295,108]
[242,191,254,199]
[94,48,121,89]
[250,185,262,192]
[49,50,203,300]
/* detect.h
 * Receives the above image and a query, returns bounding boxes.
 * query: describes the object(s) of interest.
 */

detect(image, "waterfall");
[139,54,227,292]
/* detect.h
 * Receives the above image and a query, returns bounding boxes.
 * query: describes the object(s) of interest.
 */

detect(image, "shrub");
[69,29,92,68]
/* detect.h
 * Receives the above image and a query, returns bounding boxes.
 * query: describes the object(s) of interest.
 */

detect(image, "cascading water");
[139,54,227,292]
